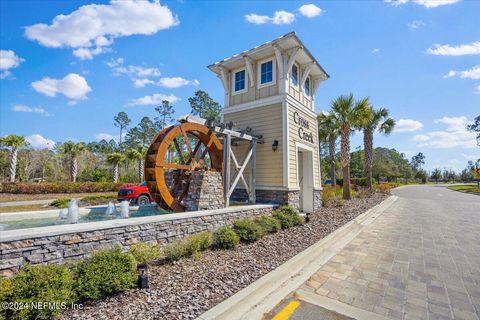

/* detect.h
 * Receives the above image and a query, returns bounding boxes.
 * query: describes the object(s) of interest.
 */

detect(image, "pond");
[0,206,172,231]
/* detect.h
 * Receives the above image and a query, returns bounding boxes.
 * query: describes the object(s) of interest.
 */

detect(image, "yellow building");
[208,32,329,213]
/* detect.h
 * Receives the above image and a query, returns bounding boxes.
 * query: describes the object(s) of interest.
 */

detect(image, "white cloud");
[443,65,480,80]
[407,20,425,30]
[157,77,200,88]
[12,104,49,116]
[24,0,179,60]
[107,58,161,87]
[372,48,380,54]
[385,0,460,8]
[461,153,480,161]
[132,78,155,88]
[434,116,469,131]
[298,4,322,18]
[427,42,480,56]
[395,119,424,132]
[245,10,295,25]
[414,116,476,149]
[475,84,480,94]
[26,134,55,150]
[32,73,91,102]
[128,93,180,106]
[0,50,25,79]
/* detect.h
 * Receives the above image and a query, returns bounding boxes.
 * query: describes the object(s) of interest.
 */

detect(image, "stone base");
[232,188,322,213]
[183,171,224,211]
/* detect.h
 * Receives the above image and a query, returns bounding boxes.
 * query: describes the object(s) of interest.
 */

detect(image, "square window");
[291,64,298,86]
[305,77,311,96]
[260,61,273,84]
[234,70,245,92]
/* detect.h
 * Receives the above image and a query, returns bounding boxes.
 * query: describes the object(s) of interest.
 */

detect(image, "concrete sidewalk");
[0,199,55,207]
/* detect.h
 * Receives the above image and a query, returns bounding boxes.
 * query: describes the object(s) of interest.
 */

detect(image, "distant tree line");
[0,90,221,184]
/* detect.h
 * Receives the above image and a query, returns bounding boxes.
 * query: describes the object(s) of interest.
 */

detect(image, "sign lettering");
[293,111,314,143]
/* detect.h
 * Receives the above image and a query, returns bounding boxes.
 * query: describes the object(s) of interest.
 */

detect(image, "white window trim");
[232,67,248,95]
[257,57,276,89]
[290,62,300,88]
[304,75,312,100]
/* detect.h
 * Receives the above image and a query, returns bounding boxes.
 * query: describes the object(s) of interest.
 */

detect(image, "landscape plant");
[50,198,70,208]
[74,246,137,301]
[233,218,263,243]
[255,215,281,233]
[329,94,370,200]
[212,226,240,249]
[59,141,86,183]
[3,264,75,320]
[361,106,395,191]
[272,206,304,228]
[0,134,26,183]
[130,242,162,266]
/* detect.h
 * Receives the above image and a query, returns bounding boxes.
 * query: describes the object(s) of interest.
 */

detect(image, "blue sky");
[0,0,479,172]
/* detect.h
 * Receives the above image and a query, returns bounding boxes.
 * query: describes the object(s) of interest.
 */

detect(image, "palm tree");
[59,141,85,182]
[330,94,370,200]
[106,152,125,183]
[362,107,395,191]
[126,147,146,182]
[0,135,26,182]
[317,113,339,186]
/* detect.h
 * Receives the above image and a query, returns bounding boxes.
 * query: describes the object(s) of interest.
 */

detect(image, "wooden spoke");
[180,127,194,159]
[156,162,191,170]
[173,138,185,164]
[188,140,202,165]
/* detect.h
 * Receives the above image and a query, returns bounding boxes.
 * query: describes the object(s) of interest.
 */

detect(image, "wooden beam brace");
[223,134,231,207]
[273,44,284,79]
[243,55,255,87]
[312,77,322,96]
[286,46,301,78]
[300,62,314,91]
[218,65,229,93]
[227,146,253,198]
[249,140,256,203]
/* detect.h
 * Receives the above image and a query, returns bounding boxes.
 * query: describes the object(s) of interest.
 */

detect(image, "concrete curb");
[197,195,398,320]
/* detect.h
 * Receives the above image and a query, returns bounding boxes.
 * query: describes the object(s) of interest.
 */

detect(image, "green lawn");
[448,184,480,194]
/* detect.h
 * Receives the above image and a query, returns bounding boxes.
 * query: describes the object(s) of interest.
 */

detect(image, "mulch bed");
[63,193,387,320]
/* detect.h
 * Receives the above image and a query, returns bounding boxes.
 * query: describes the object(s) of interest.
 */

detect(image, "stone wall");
[0,205,273,277]
[232,188,322,213]
[183,171,224,211]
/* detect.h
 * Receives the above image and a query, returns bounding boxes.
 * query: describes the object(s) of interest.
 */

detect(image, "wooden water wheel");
[144,122,223,212]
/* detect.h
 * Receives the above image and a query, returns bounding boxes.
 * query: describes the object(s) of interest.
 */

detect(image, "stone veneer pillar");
[183,171,225,211]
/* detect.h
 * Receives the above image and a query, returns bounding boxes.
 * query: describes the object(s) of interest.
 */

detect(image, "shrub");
[255,215,281,233]
[162,241,188,261]
[163,231,213,261]
[77,167,111,182]
[272,206,303,229]
[6,264,75,320]
[0,277,14,320]
[321,186,343,207]
[50,198,70,208]
[74,246,136,301]
[212,226,240,249]
[374,182,399,194]
[130,242,161,265]
[233,218,263,243]
[0,182,122,194]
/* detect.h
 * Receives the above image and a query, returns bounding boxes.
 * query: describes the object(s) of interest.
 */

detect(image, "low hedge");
[213,227,240,249]
[74,246,137,301]
[130,242,162,266]
[1,264,75,320]
[0,182,123,194]
[163,231,214,261]
[233,218,264,243]
[272,206,303,229]
[255,215,281,233]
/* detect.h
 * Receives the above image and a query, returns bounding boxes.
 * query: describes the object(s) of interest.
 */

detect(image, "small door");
[297,147,314,213]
